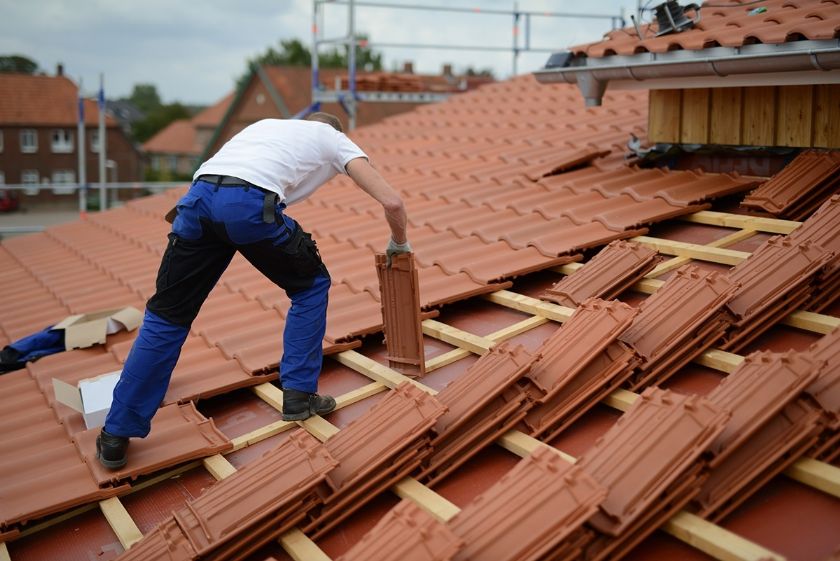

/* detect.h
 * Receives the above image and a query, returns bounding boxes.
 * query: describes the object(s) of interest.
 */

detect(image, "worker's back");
[194,119,365,205]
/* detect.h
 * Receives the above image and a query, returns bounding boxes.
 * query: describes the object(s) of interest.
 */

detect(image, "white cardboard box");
[53,370,122,429]
[52,307,142,351]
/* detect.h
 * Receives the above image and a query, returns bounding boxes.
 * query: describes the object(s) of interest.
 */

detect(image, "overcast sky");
[1,0,632,106]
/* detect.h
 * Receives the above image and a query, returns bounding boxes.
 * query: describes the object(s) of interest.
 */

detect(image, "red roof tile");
[338,500,463,561]
[742,150,840,220]
[142,119,199,155]
[0,73,117,126]
[570,0,840,58]
[448,446,606,561]
[376,253,426,378]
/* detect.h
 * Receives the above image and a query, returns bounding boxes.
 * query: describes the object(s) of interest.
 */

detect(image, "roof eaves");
[535,38,840,106]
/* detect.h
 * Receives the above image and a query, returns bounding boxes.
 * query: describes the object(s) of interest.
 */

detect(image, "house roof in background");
[141,118,199,155]
[570,0,840,58]
[0,73,118,127]
[192,92,235,128]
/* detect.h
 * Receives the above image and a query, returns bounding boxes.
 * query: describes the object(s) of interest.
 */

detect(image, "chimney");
[56,63,64,77]
[442,64,453,77]
[403,61,414,74]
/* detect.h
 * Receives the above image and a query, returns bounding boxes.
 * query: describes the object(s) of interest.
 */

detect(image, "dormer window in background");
[20,129,37,153]
[51,129,74,153]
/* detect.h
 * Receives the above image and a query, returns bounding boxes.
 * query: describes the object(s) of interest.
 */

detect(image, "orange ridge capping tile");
[375,252,426,378]
[723,236,833,352]
[421,342,538,485]
[618,265,738,389]
[522,298,639,441]
[446,446,606,561]
[576,387,729,537]
[540,240,659,307]
[74,402,232,486]
[336,500,464,561]
[741,150,840,221]
[693,351,826,519]
[0,371,127,533]
[306,382,448,539]
[117,430,337,561]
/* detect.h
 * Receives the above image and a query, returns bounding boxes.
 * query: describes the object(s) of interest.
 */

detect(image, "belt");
[195,174,278,224]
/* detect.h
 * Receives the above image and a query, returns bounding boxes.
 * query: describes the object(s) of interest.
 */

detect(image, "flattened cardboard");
[52,306,142,350]
[53,370,122,429]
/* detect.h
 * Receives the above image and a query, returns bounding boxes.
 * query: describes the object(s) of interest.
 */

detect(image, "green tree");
[0,54,39,74]
[465,67,494,78]
[125,83,162,114]
[236,37,382,88]
[132,103,190,143]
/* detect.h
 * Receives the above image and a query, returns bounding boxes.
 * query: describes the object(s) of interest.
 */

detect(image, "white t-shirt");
[194,119,367,205]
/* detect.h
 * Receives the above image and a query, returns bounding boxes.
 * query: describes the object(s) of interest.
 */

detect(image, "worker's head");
[306,112,343,133]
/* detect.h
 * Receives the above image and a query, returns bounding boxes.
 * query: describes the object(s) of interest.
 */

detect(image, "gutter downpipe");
[534,42,840,106]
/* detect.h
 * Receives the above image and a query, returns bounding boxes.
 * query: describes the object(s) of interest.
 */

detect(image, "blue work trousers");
[105,179,330,438]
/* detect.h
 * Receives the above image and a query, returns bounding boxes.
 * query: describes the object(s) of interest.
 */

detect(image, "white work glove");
[386,237,412,267]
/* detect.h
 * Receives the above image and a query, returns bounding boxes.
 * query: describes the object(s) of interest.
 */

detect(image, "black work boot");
[282,388,336,421]
[96,429,129,469]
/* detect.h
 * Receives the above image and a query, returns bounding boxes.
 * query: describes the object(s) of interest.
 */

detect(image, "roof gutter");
[534,39,840,106]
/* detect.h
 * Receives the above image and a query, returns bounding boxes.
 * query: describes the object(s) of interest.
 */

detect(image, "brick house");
[0,71,142,196]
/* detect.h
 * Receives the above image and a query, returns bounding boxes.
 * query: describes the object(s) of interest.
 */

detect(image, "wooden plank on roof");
[251,382,284,410]
[393,477,461,522]
[785,458,840,499]
[681,210,800,235]
[813,84,840,148]
[0,543,11,561]
[710,87,743,145]
[279,528,333,561]
[632,235,751,266]
[483,290,575,322]
[335,350,436,394]
[782,310,840,335]
[663,512,786,561]
[204,454,237,480]
[497,430,577,463]
[422,319,493,355]
[681,88,711,144]
[231,419,295,451]
[742,86,777,146]
[99,497,144,551]
[696,349,745,373]
[647,229,756,278]
[776,85,814,147]
[649,89,683,143]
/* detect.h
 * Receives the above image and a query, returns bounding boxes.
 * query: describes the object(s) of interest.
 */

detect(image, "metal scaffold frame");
[309,0,625,129]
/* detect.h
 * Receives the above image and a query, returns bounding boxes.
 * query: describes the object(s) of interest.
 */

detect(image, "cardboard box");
[52,306,142,351]
[53,370,122,429]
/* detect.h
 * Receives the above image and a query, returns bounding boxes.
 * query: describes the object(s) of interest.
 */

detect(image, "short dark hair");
[306,112,343,132]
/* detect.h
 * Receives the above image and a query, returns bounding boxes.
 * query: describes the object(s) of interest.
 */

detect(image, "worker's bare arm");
[346,157,408,244]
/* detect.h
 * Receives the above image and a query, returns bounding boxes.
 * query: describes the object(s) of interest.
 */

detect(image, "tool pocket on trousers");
[279,226,323,278]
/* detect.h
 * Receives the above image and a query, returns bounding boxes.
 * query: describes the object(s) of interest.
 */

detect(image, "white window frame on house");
[51,129,74,153]
[20,129,38,153]
[51,169,76,194]
[167,155,178,171]
[151,155,161,171]
[21,169,40,195]
[0,130,4,153]
[91,129,101,153]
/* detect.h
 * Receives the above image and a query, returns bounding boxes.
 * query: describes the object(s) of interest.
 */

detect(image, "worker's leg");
[104,184,234,439]
[237,209,332,414]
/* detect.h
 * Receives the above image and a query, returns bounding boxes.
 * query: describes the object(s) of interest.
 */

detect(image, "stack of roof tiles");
[620,265,738,388]
[695,351,825,520]
[541,240,658,307]
[118,383,446,559]
[522,298,639,441]
[741,150,840,220]
[790,194,840,312]
[806,326,840,461]
[420,342,537,484]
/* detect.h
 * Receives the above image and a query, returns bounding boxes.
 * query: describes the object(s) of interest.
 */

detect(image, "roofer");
[96,113,410,469]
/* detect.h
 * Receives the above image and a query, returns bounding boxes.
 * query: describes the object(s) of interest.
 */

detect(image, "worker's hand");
[386,237,412,267]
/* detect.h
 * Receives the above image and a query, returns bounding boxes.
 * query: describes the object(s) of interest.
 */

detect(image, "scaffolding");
[309,0,625,129]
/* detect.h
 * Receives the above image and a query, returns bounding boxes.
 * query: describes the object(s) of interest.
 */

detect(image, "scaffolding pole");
[311,0,624,130]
